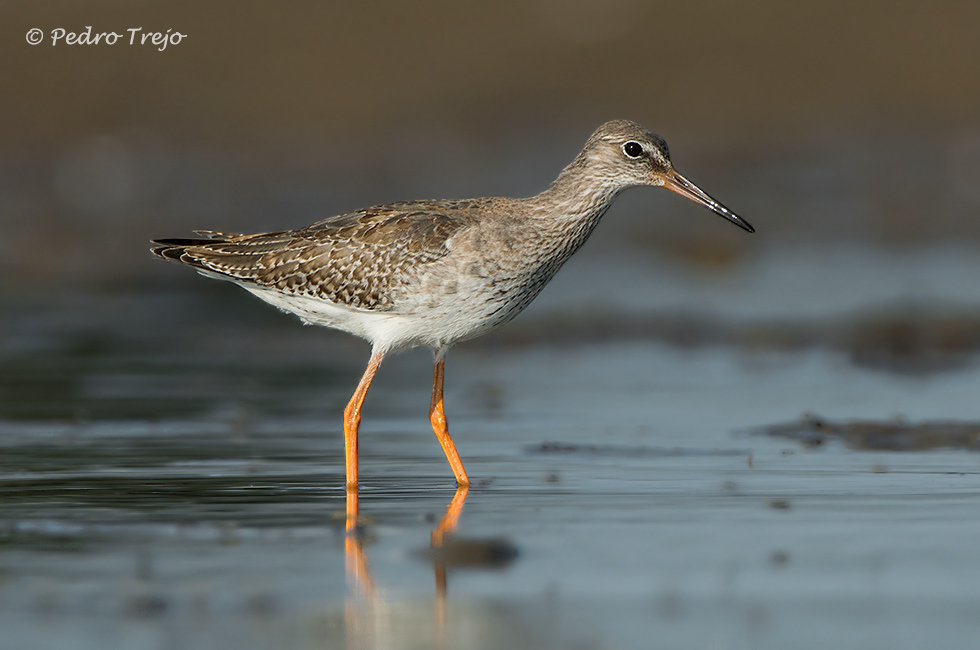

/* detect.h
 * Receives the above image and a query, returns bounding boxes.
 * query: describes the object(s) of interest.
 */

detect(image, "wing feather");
[151,199,487,310]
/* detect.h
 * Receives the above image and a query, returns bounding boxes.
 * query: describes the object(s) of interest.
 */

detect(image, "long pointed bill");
[663,170,755,233]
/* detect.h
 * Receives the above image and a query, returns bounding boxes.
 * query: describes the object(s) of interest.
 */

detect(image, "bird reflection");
[430,485,469,627]
[345,484,469,596]
[344,485,470,648]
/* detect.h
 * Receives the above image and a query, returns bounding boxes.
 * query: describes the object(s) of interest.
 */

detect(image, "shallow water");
[5,2,980,645]
[3,259,980,649]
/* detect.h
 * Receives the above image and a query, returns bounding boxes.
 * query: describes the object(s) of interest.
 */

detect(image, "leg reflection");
[431,484,469,547]
[344,485,374,596]
[432,485,469,635]
[344,485,470,596]
[344,484,470,644]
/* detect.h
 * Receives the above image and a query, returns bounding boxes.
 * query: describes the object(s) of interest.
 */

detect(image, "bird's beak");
[662,169,755,233]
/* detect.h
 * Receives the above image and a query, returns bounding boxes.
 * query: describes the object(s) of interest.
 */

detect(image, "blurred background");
[3,0,980,373]
[3,0,980,290]
[4,2,980,649]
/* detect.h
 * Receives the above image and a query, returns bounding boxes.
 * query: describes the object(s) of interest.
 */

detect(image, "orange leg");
[429,357,470,487]
[345,485,359,534]
[344,351,384,531]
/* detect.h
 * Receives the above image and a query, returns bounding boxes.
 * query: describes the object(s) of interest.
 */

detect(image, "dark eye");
[623,141,643,158]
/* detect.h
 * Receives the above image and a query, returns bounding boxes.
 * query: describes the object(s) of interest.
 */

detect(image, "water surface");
[3,267,980,648]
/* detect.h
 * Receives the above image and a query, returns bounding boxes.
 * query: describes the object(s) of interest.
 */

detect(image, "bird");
[152,119,754,491]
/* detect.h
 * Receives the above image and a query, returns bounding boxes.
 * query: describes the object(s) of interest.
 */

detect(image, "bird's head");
[580,120,754,233]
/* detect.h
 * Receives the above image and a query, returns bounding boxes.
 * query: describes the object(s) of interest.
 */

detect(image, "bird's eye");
[623,141,643,158]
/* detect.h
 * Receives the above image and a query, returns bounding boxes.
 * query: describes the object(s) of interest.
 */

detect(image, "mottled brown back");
[152,199,489,310]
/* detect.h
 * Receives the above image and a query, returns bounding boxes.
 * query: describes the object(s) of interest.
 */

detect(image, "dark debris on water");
[526,442,751,457]
[754,413,980,452]
[486,307,980,376]
[421,536,519,570]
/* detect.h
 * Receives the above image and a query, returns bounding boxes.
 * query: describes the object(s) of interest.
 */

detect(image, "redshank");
[152,120,754,490]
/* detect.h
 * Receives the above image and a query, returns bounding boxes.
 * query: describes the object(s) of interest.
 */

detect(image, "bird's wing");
[152,200,483,311]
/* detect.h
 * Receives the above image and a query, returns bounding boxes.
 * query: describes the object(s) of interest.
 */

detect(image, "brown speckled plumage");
[155,201,484,311]
[152,120,754,488]
[153,120,752,353]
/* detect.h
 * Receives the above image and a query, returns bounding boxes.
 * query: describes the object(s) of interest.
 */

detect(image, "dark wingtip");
[151,237,212,247]
[151,244,183,261]
[151,235,229,261]
[151,237,212,262]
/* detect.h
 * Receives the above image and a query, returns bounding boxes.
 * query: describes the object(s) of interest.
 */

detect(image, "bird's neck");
[527,157,624,229]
